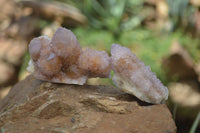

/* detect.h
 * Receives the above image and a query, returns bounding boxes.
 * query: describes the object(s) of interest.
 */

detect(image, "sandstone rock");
[5,16,40,41]
[143,0,170,31]
[0,61,16,86]
[190,0,200,7]
[145,0,168,19]
[162,41,198,81]
[0,86,11,100]
[0,75,176,133]
[0,38,26,87]
[0,0,16,21]
[0,38,27,66]
[168,81,200,121]
[169,81,200,107]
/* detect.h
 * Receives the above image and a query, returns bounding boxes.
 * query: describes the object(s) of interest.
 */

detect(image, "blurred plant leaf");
[167,0,196,31]
[75,0,147,38]
[121,16,142,31]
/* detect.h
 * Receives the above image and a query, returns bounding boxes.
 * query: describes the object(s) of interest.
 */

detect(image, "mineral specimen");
[27,27,169,104]
[27,27,111,85]
[111,44,168,104]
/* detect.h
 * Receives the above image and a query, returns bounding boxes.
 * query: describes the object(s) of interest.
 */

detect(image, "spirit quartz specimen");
[111,44,168,104]
[27,27,111,85]
[27,27,168,104]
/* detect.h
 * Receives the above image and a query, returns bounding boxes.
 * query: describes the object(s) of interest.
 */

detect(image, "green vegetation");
[190,112,200,133]
[69,0,146,39]
[173,32,200,62]
[19,52,30,79]
[167,0,195,31]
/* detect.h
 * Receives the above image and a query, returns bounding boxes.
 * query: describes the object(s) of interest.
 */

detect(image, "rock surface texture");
[0,75,176,133]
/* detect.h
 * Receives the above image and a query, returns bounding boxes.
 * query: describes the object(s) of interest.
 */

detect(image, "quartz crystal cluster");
[111,44,168,104]
[27,27,168,104]
[27,27,111,85]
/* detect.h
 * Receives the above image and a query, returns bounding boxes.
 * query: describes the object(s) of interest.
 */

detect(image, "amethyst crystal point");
[111,44,168,104]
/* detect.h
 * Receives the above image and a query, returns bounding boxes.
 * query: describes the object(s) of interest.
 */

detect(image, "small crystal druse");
[27,27,168,104]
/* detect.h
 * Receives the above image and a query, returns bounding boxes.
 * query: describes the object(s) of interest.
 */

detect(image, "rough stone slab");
[0,75,176,133]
